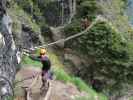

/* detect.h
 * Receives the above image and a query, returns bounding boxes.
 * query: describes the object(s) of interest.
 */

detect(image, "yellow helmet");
[40,48,46,55]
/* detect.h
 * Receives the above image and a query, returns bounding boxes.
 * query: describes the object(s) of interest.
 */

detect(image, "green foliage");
[21,54,108,100]
[53,67,108,100]
[15,0,33,14]
[100,0,133,39]
[72,77,90,92]
[4,96,14,100]
[64,19,82,35]
[43,2,61,26]
[64,0,133,94]
[14,0,46,27]
[129,97,133,100]
[54,68,92,92]
[9,3,41,33]
[54,68,72,83]
[80,22,128,60]
[21,55,42,67]
[76,0,100,20]
[65,20,132,94]
[33,0,51,10]
[11,0,133,98]
[73,95,107,100]
[74,97,88,100]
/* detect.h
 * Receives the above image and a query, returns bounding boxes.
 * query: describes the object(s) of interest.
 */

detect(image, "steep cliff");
[0,0,19,99]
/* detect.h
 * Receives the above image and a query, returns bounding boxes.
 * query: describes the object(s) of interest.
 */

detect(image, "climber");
[28,48,52,87]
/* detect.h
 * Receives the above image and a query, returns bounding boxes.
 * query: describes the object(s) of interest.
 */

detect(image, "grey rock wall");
[0,0,18,99]
[44,0,75,27]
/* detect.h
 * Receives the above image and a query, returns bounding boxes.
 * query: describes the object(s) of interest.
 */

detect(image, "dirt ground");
[14,67,87,100]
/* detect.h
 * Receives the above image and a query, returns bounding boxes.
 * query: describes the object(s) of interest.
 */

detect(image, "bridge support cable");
[22,15,105,53]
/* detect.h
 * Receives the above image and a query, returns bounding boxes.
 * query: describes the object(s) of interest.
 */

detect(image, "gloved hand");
[29,47,36,54]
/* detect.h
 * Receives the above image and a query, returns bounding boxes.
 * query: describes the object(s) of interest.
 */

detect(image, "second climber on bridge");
[28,48,52,88]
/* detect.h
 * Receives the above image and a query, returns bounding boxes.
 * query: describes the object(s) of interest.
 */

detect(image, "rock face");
[50,27,65,48]
[0,0,19,99]
[44,0,76,27]
[21,24,42,49]
[63,49,90,77]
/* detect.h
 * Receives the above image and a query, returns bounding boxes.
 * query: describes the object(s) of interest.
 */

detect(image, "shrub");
[65,20,130,93]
